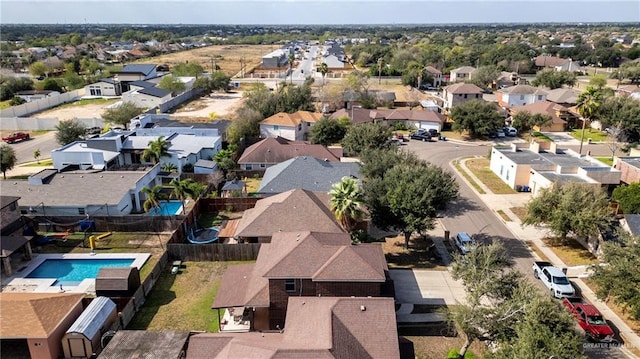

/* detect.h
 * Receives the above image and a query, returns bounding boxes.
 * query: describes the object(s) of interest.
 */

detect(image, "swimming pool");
[26,258,135,286]
[148,201,184,216]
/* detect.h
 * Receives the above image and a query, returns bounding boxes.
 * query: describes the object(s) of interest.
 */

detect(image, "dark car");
[85,127,102,135]
[410,132,432,141]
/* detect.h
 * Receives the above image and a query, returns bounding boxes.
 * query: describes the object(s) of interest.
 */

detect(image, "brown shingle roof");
[238,137,340,165]
[546,88,580,104]
[0,293,83,338]
[444,83,484,94]
[534,55,570,68]
[384,109,445,123]
[499,84,547,95]
[424,66,442,75]
[511,101,568,125]
[234,190,345,238]
[261,111,323,126]
[191,297,400,359]
[329,108,375,125]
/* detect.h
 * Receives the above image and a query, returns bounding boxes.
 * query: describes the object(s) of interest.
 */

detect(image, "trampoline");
[187,227,220,244]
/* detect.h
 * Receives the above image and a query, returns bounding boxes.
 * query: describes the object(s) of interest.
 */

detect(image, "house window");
[506,171,509,181]
[78,208,86,215]
[298,124,302,131]
[245,164,252,170]
[538,95,543,100]
[500,165,504,176]
[307,122,311,126]
[464,94,468,99]
[89,86,102,96]
[273,125,279,131]
[520,95,525,100]
[285,279,296,292]
[260,164,266,168]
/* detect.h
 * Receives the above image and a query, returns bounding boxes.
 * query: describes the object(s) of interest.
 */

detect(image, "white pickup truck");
[532,261,575,298]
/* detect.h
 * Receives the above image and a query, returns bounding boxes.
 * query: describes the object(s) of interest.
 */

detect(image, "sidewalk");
[5,161,51,178]
[454,157,640,358]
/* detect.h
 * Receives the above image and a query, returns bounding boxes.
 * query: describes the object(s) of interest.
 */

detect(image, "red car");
[562,297,617,343]
[2,132,30,143]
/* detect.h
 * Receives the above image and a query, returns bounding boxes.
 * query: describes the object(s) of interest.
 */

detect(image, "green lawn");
[128,261,248,332]
[569,129,609,143]
[0,100,11,110]
[452,160,486,194]
[23,159,53,167]
[465,158,516,194]
[595,157,614,166]
[531,132,553,142]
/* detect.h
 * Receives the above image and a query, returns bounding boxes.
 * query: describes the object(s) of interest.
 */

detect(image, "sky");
[1,0,638,25]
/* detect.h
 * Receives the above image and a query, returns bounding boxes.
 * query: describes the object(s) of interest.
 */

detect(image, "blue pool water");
[26,258,135,286]
[148,201,183,216]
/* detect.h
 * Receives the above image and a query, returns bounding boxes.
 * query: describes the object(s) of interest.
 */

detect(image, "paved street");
[405,138,634,358]
[292,45,318,80]
[4,131,57,164]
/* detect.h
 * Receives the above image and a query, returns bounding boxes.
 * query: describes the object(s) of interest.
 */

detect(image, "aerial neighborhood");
[1,20,640,359]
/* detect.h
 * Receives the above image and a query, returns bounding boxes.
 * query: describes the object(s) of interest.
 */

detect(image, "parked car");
[562,297,617,343]
[495,130,506,138]
[2,132,30,143]
[85,126,102,135]
[532,261,575,298]
[453,232,475,255]
[505,127,518,137]
[410,132,432,142]
[426,128,439,137]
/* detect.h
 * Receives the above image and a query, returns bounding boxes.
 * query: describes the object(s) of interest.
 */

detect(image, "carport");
[0,236,33,276]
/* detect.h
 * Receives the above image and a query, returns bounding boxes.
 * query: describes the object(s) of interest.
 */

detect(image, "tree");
[365,161,458,248]
[29,61,47,77]
[328,176,365,233]
[213,145,237,174]
[170,178,191,215]
[318,62,329,85]
[171,63,204,77]
[342,122,393,156]
[612,182,640,214]
[161,162,177,173]
[142,136,171,164]
[531,69,577,89]
[33,148,41,164]
[310,118,346,146]
[54,119,86,145]
[227,107,262,145]
[511,111,552,137]
[576,86,602,155]
[0,144,17,179]
[596,96,640,143]
[142,185,164,212]
[157,75,186,95]
[590,233,640,320]
[450,100,504,139]
[523,182,611,242]
[184,180,207,199]
[614,59,640,84]
[9,96,26,106]
[469,65,500,88]
[360,148,419,181]
[102,102,144,128]
[41,78,63,92]
[287,53,295,84]
[210,72,231,91]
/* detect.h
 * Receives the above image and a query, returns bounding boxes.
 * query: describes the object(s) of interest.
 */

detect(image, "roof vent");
[360,305,366,311]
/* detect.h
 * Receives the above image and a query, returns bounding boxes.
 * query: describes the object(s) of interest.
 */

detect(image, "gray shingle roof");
[259,156,361,194]
[138,87,171,98]
[118,64,156,75]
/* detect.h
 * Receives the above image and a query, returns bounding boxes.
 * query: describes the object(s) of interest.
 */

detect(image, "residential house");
[233,189,346,242]
[212,231,389,330]
[556,60,582,73]
[489,142,621,196]
[442,83,484,109]
[497,84,548,108]
[613,157,640,184]
[190,297,402,359]
[330,107,378,125]
[237,137,341,171]
[449,66,476,82]
[1,196,22,236]
[2,167,160,216]
[616,85,640,98]
[85,78,122,97]
[0,293,84,359]
[122,87,172,109]
[494,71,518,89]
[510,101,573,132]
[98,331,190,359]
[259,111,324,141]
[424,66,445,87]
[380,108,446,132]
[258,156,361,195]
[51,116,222,174]
[534,56,572,70]
[127,80,156,92]
[15,90,60,102]
[112,64,158,90]
[262,49,289,68]
[620,214,640,238]
[546,88,581,106]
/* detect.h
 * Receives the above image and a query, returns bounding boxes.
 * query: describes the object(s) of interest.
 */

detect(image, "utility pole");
[377,58,383,84]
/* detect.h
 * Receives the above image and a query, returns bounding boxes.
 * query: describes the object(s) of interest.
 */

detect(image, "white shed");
[62,297,118,358]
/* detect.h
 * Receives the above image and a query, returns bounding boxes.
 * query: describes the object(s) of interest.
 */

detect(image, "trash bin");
[588,138,592,144]
[444,230,450,241]
[440,136,446,141]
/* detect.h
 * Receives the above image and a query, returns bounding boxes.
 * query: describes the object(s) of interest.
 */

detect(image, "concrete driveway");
[390,269,466,306]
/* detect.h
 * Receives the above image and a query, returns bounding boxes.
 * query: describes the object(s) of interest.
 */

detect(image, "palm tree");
[328,176,364,233]
[287,54,295,84]
[170,178,189,215]
[576,86,602,155]
[160,162,178,173]
[142,136,171,164]
[142,185,164,213]
[319,62,329,86]
[186,180,207,199]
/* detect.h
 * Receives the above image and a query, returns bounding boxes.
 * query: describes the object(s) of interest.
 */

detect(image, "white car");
[505,127,518,137]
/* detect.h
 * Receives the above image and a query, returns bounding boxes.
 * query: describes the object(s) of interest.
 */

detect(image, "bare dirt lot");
[170,91,244,121]
[33,99,119,121]
[134,44,280,77]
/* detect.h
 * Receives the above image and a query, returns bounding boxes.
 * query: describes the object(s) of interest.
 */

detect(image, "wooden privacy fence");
[166,243,261,261]
[200,197,261,212]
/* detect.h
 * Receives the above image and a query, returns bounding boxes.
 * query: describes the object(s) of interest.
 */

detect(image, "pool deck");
[1,253,150,294]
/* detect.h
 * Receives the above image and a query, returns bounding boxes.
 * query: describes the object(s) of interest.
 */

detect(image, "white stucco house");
[497,85,548,108]
[85,78,122,97]
[259,111,324,141]
[489,142,621,196]
[52,115,222,174]
[122,87,172,109]
[449,66,476,82]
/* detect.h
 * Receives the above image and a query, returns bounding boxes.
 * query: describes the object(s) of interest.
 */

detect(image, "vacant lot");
[33,99,118,121]
[134,44,280,77]
[170,91,244,120]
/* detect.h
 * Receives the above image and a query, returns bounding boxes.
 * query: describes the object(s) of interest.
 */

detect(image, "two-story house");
[424,66,445,87]
[449,66,476,82]
[497,84,548,108]
[259,111,323,141]
[442,83,484,109]
[212,231,390,331]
